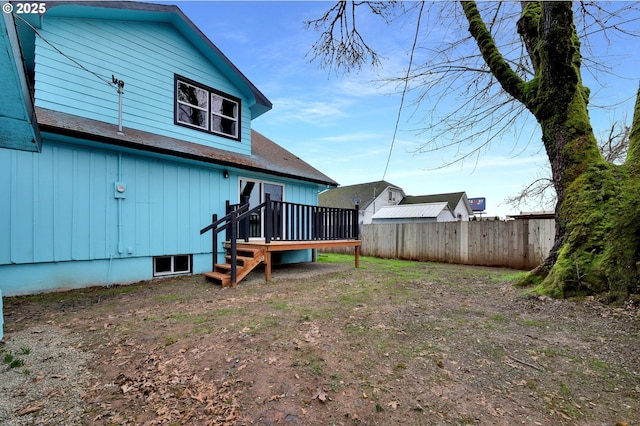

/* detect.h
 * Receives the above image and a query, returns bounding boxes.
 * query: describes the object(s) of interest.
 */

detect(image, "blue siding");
[0,7,328,297]
[34,17,253,154]
[1,138,230,266]
[0,136,321,295]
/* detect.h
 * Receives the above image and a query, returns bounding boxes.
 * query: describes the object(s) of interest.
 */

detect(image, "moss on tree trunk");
[462,1,640,302]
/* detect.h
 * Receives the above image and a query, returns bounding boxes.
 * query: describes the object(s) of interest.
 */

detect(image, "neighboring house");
[0,2,339,296]
[371,202,456,224]
[400,192,473,221]
[320,183,473,224]
[318,180,405,225]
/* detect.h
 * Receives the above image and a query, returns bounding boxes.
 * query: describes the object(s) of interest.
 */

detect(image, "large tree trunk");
[462,1,640,302]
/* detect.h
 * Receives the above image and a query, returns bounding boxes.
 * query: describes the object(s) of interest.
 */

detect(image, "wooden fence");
[323,219,555,270]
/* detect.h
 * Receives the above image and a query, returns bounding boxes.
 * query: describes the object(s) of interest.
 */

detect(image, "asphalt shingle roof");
[399,192,467,208]
[36,107,338,186]
[319,180,401,209]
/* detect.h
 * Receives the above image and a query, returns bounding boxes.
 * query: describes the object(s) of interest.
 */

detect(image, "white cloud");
[316,131,384,143]
[268,96,352,125]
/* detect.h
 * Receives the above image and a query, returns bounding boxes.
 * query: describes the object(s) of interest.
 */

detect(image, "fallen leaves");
[314,387,329,403]
[16,404,44,416]
[93,344,242,425]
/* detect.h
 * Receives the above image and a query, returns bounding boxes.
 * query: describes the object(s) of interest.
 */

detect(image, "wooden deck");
[225,239,361,282]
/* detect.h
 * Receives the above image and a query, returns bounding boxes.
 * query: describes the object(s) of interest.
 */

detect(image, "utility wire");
[13,13,115,87]
[382,1,425,181]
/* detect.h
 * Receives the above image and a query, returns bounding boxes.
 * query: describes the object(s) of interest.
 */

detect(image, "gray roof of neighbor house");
[319,180,402,209]
[400,191,472,214]
[372,202,453,220]
[36,107,338,186]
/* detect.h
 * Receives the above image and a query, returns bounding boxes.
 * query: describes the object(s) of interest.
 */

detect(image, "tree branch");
[304,1,397,74]
[460,1,527,104]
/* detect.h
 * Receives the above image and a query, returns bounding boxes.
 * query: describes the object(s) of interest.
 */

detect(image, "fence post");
[459,220,468,264]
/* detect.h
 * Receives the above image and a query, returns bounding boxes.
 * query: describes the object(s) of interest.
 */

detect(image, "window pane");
[178,105,207,129]
[155,256,172,274]
[240,180,260,207]
[178,82,207,108]
[222,99,237,118]
[240,180,261,238]
[263,183,283,202]
[174,255,190,272]
[211,116,236,136]
[211,94,237,118]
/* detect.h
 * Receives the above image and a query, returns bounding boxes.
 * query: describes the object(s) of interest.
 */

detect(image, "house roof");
[0,13,41,152]
[36,107,338,186]
[371,202,453,220]
[400,191,472,215]
[15,1,272,118]
[319,180,403,209]
[508,211,555,220]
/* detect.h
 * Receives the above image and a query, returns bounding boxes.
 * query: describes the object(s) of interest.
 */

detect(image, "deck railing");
[226,193,360,243]
[200,193,359,283]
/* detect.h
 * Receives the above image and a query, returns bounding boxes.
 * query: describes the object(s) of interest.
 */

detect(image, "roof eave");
[39,1,272,117]
[0,12,41,152]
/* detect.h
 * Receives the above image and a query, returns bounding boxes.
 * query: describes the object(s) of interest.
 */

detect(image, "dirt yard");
[1,254,638,425]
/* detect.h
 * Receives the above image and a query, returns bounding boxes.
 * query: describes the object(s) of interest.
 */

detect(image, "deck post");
[211,213,218,269]
[264,250,272,281]
[355,245,360,268]
[264,192,272,243]
[230,212,237,285]
[353,204,360,239]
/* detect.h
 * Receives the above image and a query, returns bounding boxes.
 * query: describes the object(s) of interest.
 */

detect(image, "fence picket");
[322,219,554,270]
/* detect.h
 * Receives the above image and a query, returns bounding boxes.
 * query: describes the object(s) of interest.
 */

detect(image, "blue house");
[0,1,358,296]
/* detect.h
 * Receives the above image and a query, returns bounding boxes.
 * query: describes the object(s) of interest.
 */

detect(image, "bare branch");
[304,1,398,74]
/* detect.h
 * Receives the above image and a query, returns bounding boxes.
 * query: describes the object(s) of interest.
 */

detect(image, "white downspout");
[117,152,124,255]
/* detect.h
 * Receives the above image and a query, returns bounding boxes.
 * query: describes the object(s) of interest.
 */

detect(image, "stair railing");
[200,193,360,284]
[200,198,269,285]
[200,202,250,285]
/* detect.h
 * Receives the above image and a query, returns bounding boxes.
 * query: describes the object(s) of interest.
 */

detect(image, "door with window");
[239,179,284,239]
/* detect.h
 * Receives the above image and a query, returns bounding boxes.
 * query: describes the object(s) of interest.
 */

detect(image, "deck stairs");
[204,246,264,287]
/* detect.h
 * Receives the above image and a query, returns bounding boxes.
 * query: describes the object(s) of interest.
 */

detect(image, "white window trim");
[174,75,241,140]
[176,80,209,130]
[239,178,285,239]
[153,254,192,277]
[239,178,285,203]
[210,93,239,138]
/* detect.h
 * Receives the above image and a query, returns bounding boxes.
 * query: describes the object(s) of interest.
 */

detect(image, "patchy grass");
[3,254,638,425]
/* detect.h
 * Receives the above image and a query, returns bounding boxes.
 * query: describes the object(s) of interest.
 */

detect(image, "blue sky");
[172,1,639,217]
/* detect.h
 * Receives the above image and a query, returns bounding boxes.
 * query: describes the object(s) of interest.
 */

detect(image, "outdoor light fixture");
[352,194,360,207]
[223,170,230,179]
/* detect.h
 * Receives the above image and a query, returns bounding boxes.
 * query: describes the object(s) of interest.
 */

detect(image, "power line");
[382,1,425,181]
[13,13,115,87]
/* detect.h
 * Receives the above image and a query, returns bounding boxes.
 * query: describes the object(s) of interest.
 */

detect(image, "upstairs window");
[175,75,240,140]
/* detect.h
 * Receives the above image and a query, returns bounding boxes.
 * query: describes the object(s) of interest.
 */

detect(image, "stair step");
[224,255,257,264]
[224,246,262,256]
[206,247,265,287]
[204,271,232,287]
